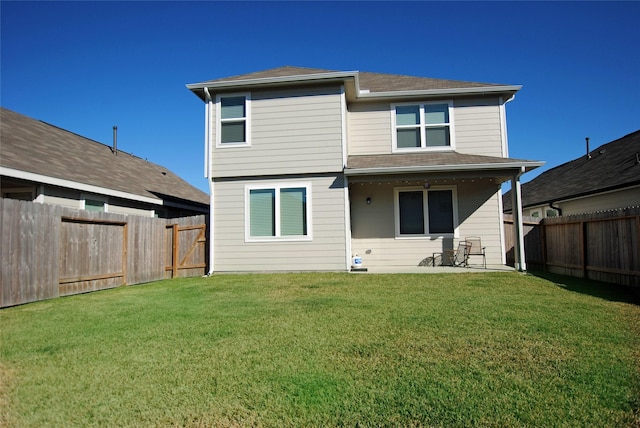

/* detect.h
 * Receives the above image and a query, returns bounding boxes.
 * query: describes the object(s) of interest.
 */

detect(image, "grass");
[1,272,639,427]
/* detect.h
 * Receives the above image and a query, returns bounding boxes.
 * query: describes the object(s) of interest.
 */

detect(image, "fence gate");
[59,217,127,296]
[165,223,207,278]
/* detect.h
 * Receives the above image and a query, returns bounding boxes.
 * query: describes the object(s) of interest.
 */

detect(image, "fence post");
[541,221,547,272]
[172,224,179,278]
[122,223,128,285]
[581,221,588,280]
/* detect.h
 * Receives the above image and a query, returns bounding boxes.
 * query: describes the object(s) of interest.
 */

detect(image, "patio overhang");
[344,152,543,183]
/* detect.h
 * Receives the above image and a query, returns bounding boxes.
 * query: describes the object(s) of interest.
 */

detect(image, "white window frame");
[393,186,459,238]
[391,100,455,152]
[216,92,251,147]
[245,182,312,242]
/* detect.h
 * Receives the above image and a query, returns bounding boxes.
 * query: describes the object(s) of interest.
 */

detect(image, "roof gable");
[0,108,209,206]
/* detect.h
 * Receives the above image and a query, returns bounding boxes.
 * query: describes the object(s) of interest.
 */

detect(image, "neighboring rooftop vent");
[113,125,118,155]
[586,137,591,159]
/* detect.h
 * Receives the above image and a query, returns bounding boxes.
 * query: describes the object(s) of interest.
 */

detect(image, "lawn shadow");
[528,271,640,305]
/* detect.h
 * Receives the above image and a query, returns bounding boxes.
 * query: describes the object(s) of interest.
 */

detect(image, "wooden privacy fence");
[504,206,640,287]
[1,198,207,308]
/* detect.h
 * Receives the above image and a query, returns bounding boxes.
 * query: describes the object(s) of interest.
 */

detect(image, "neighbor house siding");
[108,202,155,217]
[347,98,504,157]
[41,186,82,210]
[211,86,344,178]
[213,174,347,271]
[556,185,640,216]
[349,180,503,268]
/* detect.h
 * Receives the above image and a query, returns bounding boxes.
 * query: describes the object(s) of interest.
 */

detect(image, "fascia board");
[1,166,162,205]
[344,161,544,176]
[355,85,522,100]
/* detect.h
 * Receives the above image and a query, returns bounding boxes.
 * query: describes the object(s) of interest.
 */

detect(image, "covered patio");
[345,152,543,272]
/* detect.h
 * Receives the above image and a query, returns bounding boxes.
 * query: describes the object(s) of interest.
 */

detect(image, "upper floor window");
[392,101,453,151]
[246,183,312,241]
[216,93,251,146]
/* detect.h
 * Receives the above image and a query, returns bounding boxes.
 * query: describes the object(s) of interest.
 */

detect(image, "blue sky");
[2,1,639,193]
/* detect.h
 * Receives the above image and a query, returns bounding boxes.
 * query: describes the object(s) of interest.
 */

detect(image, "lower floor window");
[395,187,456,236]
[247,184,310,240]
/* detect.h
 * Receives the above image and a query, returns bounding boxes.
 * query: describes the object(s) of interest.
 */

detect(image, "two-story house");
[187,66,542,273]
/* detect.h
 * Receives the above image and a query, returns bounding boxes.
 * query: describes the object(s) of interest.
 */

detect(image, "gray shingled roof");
[347,152,538,170]
[0,107,209,206]
[191,65,513,92]
[503,130,640,211]
[199,66,334,83]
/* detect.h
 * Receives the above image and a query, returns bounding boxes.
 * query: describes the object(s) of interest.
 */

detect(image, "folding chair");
[432,241,471,267]
[465,236,486,268]
[451,241,472,267]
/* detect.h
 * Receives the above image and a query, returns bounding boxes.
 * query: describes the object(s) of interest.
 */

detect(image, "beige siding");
[108,203,154,217]
[213,174,347,271]
[558,186,640,216]
[453,99,503,156]
[346,98,504,157]
[349,180,503,268]
[41,186,81,209]
[212,86,344,178]
[347,102,392,155]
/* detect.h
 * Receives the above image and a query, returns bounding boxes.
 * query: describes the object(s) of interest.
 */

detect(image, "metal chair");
[433,241,471,267]
[465,236,486,268]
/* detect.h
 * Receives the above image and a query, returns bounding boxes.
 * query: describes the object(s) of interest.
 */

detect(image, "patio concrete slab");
[352,265,517,274]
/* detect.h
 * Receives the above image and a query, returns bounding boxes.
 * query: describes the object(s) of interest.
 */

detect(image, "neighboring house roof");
[0,107,209,208]
[187,66,521,101]
[503,130,640,212]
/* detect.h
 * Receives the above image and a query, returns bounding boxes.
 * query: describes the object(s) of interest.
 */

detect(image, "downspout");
[340,84,352,271]
[510,166,527,272]
[499,94,515,158]
[204,87,215,275]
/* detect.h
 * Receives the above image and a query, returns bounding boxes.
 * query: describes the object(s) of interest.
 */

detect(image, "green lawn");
[1,272,638,427]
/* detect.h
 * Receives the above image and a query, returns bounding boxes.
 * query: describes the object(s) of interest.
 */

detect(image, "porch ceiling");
[345,152,543,182]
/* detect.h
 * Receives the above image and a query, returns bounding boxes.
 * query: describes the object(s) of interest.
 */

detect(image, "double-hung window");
[393,101,453,151]
[216,93,250,146]
[246,184,311,241]
[394,186,457,237]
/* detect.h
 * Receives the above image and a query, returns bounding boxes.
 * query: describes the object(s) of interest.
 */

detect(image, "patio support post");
[511,167,526,272]
[204,87,215,275]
